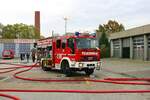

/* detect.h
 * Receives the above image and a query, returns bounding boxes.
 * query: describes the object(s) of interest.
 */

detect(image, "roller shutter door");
[113,39,120,58]
[4,43,16,53]
[122,38,130,58]
[19,43,30,53]
[133,36,144,60]
[148,35,150,60]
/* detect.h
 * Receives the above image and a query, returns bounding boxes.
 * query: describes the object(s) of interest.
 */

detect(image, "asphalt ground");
[0,58,150,100]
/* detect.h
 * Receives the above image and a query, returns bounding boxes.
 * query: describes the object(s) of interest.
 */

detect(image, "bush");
[100,46,110,58]
[99,32,110,58]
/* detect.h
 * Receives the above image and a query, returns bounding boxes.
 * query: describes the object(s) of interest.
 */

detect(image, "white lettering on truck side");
[82,52,98,55]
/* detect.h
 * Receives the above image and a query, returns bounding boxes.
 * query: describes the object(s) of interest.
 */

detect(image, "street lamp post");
[64,17,68,35]
[52,30,54,37]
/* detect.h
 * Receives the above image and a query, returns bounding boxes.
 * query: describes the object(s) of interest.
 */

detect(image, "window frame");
[56,39,61,49]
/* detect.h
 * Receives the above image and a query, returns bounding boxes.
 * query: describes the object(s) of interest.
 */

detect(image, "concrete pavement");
[0,58,150,100]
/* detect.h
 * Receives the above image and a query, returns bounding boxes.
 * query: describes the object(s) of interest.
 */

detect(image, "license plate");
[88,57,93,60]
[87,64,95,68]
[89,66,94,68]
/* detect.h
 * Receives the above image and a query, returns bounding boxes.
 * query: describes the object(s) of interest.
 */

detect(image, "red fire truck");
[2,49,15,59]
[37,33,101,76]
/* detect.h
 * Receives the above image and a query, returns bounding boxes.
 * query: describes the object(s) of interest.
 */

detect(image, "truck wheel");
[61,61,72,77]
[85,68,94,75]
[42,60,51,71]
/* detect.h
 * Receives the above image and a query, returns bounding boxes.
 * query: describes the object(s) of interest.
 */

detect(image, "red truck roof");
[37,34,96,48]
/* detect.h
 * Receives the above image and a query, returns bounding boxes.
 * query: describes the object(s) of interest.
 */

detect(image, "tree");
[2,24,16,39]
[2,23,40,39]
[96,20,125,58]
[99,32,110,58]
[40,35,45,39]
[104,20,125,34]
[96,20,125,36]
[0,23,4,37]
[99,32,109,47]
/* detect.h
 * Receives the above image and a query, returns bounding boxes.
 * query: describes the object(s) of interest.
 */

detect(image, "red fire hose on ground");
[0,63,37,100]
[0,63,150,100]
[13,66,150,85]
[0,93,20,100]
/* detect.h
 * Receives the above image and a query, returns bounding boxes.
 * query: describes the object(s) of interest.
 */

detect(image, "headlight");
[71,61,76,66]
[97,62,101,67]
[79,63,83,67]
[97,62,102,67]
[96,62,101,70]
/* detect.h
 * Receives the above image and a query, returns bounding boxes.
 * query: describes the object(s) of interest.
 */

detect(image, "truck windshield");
[76,38,98,49]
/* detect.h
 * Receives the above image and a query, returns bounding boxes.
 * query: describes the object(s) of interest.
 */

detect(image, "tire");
[42,60,51,71]
[61,60,72,77]
[85,68,94,75]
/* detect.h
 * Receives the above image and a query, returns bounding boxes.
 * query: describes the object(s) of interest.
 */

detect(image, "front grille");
[87,64,95,67]
[80,56,97,61]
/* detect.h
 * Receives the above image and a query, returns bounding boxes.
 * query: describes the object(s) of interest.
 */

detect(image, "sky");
[0,0,150,37]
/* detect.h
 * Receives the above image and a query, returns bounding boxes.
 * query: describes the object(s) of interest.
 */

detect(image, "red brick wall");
[35,11,40,38]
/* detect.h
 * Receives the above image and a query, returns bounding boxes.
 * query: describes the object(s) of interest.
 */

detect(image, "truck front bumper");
[70,61,102,70]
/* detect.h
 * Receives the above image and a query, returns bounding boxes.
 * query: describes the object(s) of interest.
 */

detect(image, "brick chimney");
[35,11,40,38]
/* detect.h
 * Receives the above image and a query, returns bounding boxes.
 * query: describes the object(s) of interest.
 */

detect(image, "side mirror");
[96,47,100,50]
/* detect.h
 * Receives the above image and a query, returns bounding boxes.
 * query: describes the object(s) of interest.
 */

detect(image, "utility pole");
[64,17,68,35]
[52,30,54,37]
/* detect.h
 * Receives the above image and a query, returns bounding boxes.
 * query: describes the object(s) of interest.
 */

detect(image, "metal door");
[4,43,16,53]
[19,43,30,53]
[133,36,144,60]
[122,38,130,58]
[148,35,150,60]
[113,39,120,58]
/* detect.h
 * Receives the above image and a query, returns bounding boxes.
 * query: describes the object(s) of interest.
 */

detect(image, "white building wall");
[0,43,3,58]
[15,43,20,58]
[0,39,37,58]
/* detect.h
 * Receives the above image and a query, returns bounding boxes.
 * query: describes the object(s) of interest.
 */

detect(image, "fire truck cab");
[37,33,101,76]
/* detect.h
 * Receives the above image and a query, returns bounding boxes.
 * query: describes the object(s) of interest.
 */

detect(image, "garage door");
[113,39,120,58]
[148,35,150,60]
[122,38,130,58]
[4,43,16,53]
[133,36,144,60]
[19,43,30,53]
